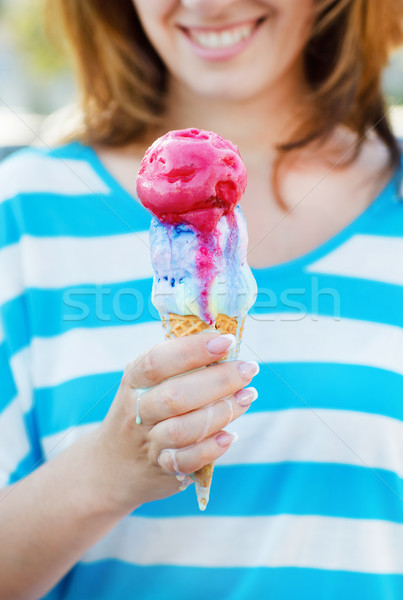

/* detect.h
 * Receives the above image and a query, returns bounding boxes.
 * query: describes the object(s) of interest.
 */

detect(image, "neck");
[162,72,309,161]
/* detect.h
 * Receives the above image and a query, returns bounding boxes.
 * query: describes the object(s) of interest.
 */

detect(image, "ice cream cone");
[166,313,211,337]
[136,128,257,510]
[164,311,243,510]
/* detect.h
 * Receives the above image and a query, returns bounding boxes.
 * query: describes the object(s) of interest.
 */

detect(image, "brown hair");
[281,0,403,164]
[48,0,403,163]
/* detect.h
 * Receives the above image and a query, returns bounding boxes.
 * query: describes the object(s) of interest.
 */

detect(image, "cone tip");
[192,480,211,512]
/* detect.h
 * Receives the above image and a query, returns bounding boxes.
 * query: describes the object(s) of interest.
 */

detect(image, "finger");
[138,360,260,425]
[157,430,238,476]
[122,332,236,390]
[151,387,258,452]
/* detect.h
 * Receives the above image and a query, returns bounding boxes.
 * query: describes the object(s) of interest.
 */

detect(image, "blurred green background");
[0,0,403,148]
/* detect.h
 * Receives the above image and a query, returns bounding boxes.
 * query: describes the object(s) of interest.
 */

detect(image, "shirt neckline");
[79,142,141,206]
[250,166,401,276]
[71,140,401,276]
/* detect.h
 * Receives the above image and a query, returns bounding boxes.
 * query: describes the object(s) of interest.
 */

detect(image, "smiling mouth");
[180,17,266,50]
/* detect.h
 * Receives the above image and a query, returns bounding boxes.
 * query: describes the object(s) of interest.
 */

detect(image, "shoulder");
[0,141,110,205]
[331,130,402,205]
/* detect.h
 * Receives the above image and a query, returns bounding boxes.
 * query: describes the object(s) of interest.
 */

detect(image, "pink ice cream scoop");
[136,128,247,233]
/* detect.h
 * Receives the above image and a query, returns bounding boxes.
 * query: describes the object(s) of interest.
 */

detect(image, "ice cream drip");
[137,128,257,326]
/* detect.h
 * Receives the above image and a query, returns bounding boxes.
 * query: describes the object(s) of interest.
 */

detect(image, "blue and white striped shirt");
[1,141,403,599]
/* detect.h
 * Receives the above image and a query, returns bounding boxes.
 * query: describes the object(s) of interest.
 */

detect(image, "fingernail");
[234,387,258,407]
[238,361,260,381]
[206,334,236,355]
[216,431,238,447]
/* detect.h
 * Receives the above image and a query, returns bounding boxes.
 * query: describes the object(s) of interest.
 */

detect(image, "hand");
[87,332,259,515]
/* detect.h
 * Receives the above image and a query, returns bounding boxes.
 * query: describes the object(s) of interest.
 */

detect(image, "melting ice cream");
[136,128,257,327]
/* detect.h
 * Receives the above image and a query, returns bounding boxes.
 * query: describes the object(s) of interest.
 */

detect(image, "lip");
[178,17,266,62]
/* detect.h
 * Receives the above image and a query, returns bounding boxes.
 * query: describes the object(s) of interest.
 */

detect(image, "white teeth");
[190,24,254,49]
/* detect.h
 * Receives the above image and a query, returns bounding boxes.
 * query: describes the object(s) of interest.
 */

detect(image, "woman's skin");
[100,0,392,268]
[0,0,394,598]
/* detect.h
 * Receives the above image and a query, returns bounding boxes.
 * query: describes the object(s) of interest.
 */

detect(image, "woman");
[0,0,403,598]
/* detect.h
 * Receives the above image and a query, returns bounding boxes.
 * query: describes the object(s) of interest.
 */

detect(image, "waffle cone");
[164,312,243,510]
[167,314,211,337]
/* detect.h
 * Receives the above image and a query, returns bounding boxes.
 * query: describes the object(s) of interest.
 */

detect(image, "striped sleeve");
[0,326,39,488]
[0,155,43,488]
